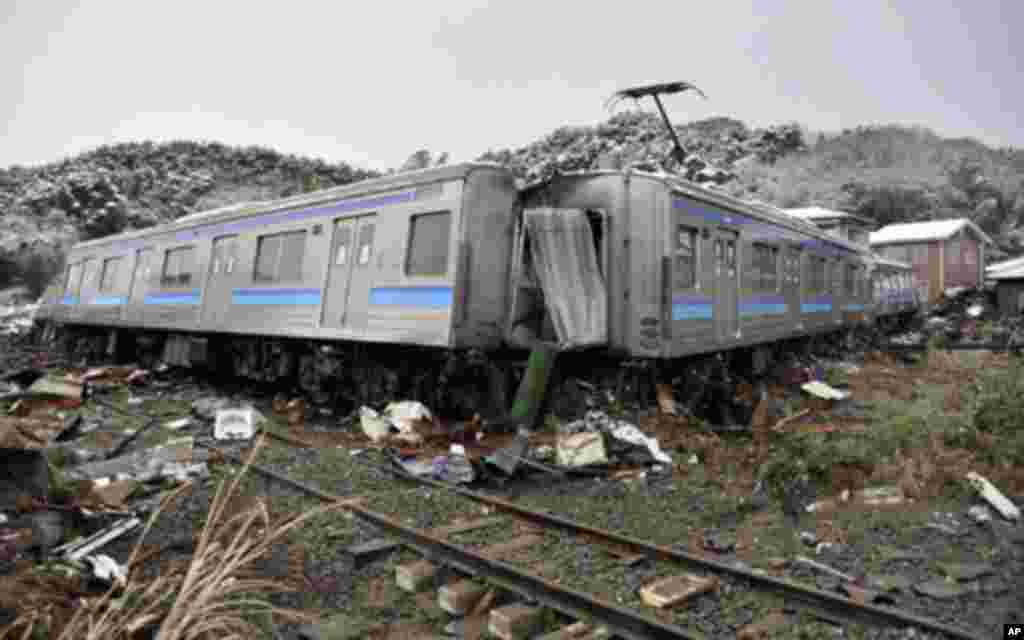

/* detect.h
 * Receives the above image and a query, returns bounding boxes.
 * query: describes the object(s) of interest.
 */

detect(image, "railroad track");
[214,433,982,640]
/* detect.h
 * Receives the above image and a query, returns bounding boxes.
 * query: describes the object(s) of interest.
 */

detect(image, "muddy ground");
[0,333,1022,639]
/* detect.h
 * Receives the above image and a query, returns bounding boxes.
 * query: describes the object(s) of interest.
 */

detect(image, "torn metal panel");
[522,208,608,350]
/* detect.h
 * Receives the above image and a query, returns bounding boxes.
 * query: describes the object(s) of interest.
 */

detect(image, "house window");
[406,211,450,275]
[750,243,778,292]
[100,257,123,292]
[808,256,827,294]
[674,225,698,289]
[255,230,306,282]
[948,239,960,265]
[161,246,197,286]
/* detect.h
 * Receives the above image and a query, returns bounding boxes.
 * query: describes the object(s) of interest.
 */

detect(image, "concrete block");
[489,603,545,640]
[395,559,437,593]
[556,432,606,467]
[438,579,489,615]
[639,573,718,608]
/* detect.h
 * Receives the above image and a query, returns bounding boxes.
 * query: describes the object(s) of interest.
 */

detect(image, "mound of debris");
[477,111,806,185]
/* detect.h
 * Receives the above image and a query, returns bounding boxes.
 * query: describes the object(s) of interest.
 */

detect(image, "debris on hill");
[477,111,806,184]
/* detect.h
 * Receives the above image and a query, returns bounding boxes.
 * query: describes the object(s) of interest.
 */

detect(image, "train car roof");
[523,169,870,255]
[867,254,913,270]
[69,162,512,252]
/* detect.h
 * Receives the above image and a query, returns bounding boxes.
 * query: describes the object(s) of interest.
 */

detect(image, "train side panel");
[452,167,520,350]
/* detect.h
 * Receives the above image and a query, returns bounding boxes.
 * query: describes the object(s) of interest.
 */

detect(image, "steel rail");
[217,449,701,640]
[360,458,980,640]
[221,444,978,640]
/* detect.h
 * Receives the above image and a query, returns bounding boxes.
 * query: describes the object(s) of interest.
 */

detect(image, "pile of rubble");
[477,111,806,184]
[892,287,1024,346]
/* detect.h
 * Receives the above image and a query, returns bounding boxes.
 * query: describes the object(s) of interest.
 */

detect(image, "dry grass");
[2,436,351,640]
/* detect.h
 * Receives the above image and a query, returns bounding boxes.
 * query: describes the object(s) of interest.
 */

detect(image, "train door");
[321,218,356,329]
[344,215,377,331]
[784,244,801,327]
[712,230,739,341]
[127,248,155,320]
[321,214,376,330]
[202,235,239,327]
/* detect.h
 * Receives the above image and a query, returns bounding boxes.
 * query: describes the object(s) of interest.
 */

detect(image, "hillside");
[2,115,1023,299]
[478,112,1024,246]
[0,141,378,297]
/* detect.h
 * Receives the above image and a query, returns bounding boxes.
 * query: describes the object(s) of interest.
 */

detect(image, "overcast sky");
[1,0,1020,172]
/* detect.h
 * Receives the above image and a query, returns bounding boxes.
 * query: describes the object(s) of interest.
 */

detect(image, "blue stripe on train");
[672,295,713,321]
[845,303,865,311]
[232,288,321,305]
[89,295,127,306]
[740,302,787,317]
[369,286,453,308]
[801,302,832,313]
[144,290,201,305]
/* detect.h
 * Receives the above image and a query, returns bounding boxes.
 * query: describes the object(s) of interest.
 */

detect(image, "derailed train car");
[35,162,918,416]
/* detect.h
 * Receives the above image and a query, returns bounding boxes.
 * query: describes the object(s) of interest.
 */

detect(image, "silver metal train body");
[35,162,918,411]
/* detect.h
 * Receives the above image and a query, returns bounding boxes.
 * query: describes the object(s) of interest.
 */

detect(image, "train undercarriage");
[40,318,908,428]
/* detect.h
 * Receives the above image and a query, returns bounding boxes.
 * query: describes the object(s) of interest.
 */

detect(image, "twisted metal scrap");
[604,81,708,112]
[605,81,709,168]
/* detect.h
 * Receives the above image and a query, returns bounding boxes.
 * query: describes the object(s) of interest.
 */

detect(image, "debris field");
[0,299,1021,640]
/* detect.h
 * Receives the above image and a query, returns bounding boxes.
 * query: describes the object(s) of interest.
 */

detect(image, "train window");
[81,259,98,290]
[355,221,375,267]
[255,230,306,282]
[808,256,827,294]
[161,246,196,286]
[750,244,778,292]
[100,257,123,292]
[406,211,449,275]
[66,263,83,295]
[333,224,352,266]
[844,264,857,296]
[674,226,697,289]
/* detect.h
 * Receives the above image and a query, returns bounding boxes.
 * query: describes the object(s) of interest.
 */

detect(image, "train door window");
[81,259,99,291]
[100,257,123,292]
[333,223,352,266]
[161,246,196,286]
[356,220,375,267]
[844,264,855,296]
[674,225,697,289]
[65,262,83,295]
[750,243,778,292]
[586,209,605,279]
[406,211,450,276]
[806,256,831,292]
[210,236,238,275]
[255,230,306,282]
[948,239,960,265]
